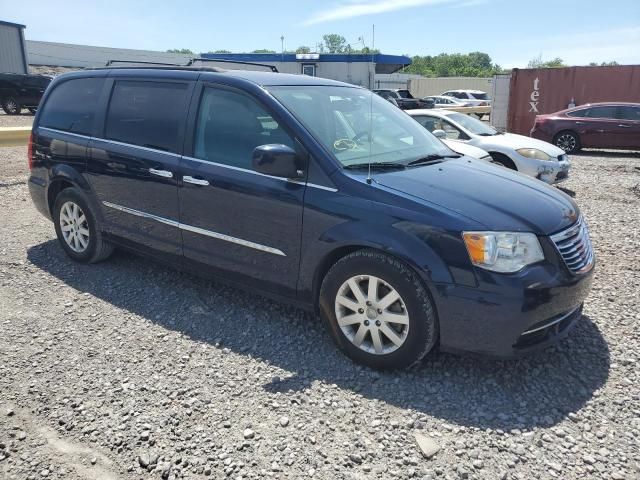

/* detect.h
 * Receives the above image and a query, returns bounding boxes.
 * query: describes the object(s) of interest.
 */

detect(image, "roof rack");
[103,58,278,73]
[106,59,187,67]
[187,58,278,73]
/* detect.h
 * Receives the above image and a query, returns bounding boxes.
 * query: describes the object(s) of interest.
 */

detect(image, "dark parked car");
[531,102,640,153]
[0,73,52,115]
[373,89,433,110]
[28,67,594,368]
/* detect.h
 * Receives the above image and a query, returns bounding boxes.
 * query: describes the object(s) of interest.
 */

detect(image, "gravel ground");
[0,125,639,479]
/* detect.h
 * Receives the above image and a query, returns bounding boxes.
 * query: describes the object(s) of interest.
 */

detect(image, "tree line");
[167,34,620,77]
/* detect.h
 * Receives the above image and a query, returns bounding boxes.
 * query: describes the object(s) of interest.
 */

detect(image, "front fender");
[297,215,475,306]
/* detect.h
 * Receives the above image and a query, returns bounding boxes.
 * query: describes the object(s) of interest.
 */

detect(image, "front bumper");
[516,155,571,185]
[432,251,594,358]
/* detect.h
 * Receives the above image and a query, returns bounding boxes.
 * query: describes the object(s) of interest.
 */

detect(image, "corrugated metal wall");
[0,24,27,73]
[507,65,640,135]
[374,73,423,90]
[408,77,493,97]
[490,74,511,131]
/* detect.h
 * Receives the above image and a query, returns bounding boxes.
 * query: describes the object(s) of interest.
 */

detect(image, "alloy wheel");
[59,201,90,253]
[334,275,410,355]
[556,134,576,152]
[5,99,19,114]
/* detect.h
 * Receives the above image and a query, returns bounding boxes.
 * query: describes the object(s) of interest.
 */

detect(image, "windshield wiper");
[343,162,406,170]
[407,154,460,167]
[478,132,501,136]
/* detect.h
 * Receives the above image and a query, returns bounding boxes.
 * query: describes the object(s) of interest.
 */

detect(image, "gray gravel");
[1,142,639,479]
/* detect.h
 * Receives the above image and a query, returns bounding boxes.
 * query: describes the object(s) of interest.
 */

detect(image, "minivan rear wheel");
[319,250,438,369]
[1,97,21,115]
[53,188,113,263]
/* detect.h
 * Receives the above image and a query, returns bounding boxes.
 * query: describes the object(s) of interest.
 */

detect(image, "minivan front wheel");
[53,188,113,263]
[320,250,438,369]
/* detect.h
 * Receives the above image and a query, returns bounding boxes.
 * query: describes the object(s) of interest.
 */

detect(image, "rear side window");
[39,78,104,136]
[470,92,488,100]
[193,87,294,170]
[105,81,188,153]
[567,108,589,118]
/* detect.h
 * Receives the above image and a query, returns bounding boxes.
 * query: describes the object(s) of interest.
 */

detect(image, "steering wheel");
[333,138,357,151]
[352,131,372,143]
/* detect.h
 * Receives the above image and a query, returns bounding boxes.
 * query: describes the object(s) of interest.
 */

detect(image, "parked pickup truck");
[373,89,433,110]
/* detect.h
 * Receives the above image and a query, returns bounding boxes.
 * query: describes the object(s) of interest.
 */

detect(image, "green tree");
[295,46,311,54]
[404,52,502,77]
[322,34,347,53]
[208,49,232,54]
[251,49,276,54]
[527,55,565,68]
[166,48,194,54]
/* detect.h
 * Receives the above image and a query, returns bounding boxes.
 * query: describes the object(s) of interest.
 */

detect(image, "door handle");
[149,168,173,178]
[618,124,631,128]
[183,175,209,186]
[575,121,585,125]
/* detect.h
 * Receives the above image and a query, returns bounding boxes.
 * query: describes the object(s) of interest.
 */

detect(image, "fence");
[408,77,493,98]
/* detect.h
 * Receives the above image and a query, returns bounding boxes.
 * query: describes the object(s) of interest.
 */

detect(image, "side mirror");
[432,129,447,139]
[252,144,303,179]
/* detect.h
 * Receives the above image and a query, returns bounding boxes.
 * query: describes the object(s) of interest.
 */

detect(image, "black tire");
[553,130,581,154]
[28,107,37,115]
[53,187,114,263]
[1,97,21,115]
[489,152,517,170]
[319,249,438,369]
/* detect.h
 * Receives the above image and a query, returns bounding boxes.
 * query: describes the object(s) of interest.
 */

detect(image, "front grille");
[550,217,594,274]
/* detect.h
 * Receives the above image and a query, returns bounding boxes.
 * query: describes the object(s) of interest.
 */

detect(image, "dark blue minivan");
[27,67,595,368]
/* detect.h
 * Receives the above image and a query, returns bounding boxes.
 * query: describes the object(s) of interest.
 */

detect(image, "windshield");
[397,90,413,99]
[268,86,453,167]
[470,92,489,100]
[447,112,498,136]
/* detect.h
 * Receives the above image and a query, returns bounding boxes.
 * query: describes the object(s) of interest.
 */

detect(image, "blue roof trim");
[200,52,411,65]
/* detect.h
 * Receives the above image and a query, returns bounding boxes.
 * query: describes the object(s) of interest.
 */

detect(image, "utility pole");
[280,36,284,62]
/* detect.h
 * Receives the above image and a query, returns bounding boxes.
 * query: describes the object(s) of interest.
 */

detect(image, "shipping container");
[506,65,640,135]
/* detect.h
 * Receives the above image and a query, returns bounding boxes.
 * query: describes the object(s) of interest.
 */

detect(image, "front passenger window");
[194,87,294,170]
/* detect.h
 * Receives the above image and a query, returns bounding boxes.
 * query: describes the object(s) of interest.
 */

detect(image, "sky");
[2,0,639,68]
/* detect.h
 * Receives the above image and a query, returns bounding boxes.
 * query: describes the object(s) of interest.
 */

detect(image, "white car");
[407,109,571,184]
[422,95,474,108]
[441,89,490,107]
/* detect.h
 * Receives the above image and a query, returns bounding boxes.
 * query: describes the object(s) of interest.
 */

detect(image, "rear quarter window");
[105,80,188,153]
[38,77,105,136]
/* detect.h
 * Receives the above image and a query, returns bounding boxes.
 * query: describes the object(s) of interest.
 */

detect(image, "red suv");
[531,102,640,153]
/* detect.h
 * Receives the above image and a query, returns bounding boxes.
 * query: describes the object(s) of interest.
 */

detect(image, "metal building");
[201,53,412,88]
[26,40,194,68]
[0,20,29,73]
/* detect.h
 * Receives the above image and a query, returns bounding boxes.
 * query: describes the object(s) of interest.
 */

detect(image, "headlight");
[462,231,544,273]
[516,148,551,161]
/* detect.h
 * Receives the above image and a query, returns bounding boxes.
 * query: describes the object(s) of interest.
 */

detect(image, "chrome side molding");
[102,201,286,256]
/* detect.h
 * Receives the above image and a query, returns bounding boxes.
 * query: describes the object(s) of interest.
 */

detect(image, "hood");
[479,132,565,157]
[372,157,579,235]
[442,140,490,160]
